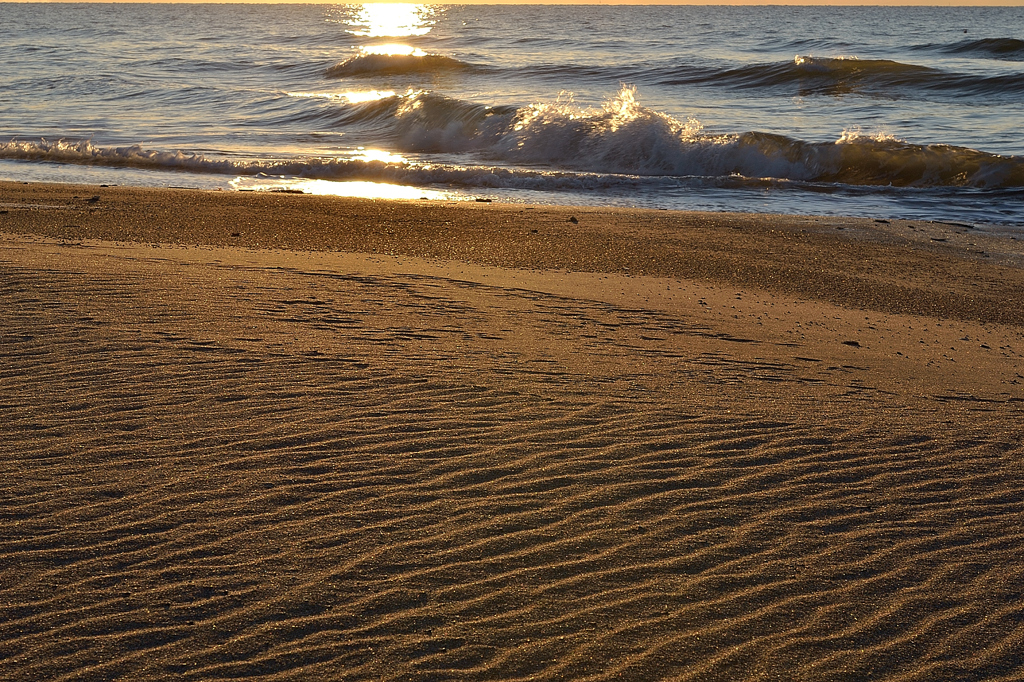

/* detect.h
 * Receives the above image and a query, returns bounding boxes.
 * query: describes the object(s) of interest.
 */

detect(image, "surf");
[7,87,1023,191]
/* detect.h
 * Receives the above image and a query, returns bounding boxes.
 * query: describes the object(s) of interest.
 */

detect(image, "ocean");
[3,3,1024,227]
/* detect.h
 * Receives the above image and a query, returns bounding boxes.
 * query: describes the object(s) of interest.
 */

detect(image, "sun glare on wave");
[352,148,407,164]
[361,44,426,57]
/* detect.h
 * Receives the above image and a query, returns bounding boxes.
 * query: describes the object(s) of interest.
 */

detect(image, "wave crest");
[0,139,242,173]
[496,87,706,174]
[326,52,481,78]
[793,55,933,78]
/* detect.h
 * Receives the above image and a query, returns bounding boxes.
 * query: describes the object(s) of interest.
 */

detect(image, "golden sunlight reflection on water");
[360,44,426,57]
[348,4,436,38]
[230,176,450,201]
[352,148,407,164]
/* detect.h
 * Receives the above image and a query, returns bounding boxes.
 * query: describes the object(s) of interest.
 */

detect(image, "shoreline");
[4,180,1024,325]
[3,179,1024,679]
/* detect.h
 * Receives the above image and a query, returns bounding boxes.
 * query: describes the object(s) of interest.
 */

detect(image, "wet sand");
[2,181,1023,680]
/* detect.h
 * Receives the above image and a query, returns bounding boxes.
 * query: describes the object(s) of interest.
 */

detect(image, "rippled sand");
[2,182,1023,680]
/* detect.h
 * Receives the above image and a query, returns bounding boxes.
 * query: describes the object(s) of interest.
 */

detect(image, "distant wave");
[326,52,484,78]
[326,51,1024,98]
[792,55,933,79]
[660,55,1024,97]
[5,88,1023,190]
[930,37,1024,60]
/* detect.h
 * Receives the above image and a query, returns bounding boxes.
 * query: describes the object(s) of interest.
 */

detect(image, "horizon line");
[4,0,1024,5]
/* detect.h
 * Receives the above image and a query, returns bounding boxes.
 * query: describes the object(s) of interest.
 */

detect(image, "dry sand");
[2,180,1024,680]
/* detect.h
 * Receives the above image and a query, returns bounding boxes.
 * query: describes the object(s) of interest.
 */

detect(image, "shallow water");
[3,3,1024,226]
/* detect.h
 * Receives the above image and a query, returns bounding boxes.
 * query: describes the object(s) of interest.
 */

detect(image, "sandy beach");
[2,180,1024,680]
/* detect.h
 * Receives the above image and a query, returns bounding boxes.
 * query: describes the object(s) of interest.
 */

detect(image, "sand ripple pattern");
[2,253,1024,680]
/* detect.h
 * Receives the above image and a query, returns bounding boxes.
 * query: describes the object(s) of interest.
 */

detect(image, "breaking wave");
[312,90,518,151]
[5,87,1023,190]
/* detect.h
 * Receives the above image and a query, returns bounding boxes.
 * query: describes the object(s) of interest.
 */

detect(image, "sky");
[6,0,1024,4]
[7,0,1024,5]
